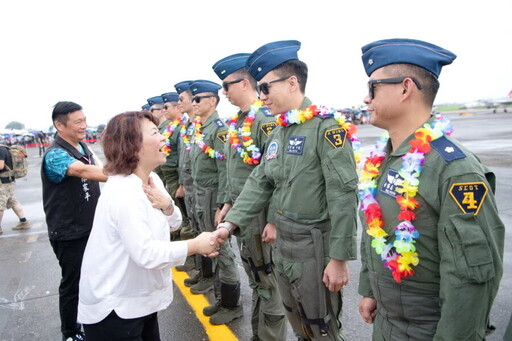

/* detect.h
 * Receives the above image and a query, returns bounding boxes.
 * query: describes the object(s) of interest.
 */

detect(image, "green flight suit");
[222,105,286,340]
[358,116,505,340]
[179,119,198,238]
[191,111,239,298]
[225,98,359,340]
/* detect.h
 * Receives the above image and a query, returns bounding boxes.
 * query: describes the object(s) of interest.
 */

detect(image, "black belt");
[0,176,14,184]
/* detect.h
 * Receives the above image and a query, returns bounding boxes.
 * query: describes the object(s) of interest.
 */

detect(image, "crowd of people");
[2,37,505,341]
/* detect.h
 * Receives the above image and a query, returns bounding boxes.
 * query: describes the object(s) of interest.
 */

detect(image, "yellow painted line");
[172,268,238,341]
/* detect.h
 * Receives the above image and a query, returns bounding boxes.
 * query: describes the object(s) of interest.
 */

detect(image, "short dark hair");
[273,60,308,94]
[231,68,257,90]
[52,101,83,125]
[102,111,158,176]
[384,64,440,106]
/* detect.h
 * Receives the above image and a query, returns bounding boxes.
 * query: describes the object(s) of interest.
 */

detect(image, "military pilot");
[357,38,504,340]
[212,40,360,340]
[212,53,287,341]
[188,80,242,325]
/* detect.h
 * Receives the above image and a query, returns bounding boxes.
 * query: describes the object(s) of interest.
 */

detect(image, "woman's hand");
[187,232,220,257]
[143,177,174,213]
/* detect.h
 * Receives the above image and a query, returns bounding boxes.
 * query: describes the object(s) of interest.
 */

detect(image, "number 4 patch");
[449,182,488,215]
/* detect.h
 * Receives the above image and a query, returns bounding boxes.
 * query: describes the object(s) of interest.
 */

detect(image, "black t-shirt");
[0,146,14,183]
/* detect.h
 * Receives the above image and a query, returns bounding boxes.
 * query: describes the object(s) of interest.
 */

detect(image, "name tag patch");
[449,182,488,215]
[261,122,277,136]
[286,136,306,155]
[217,131,228,143]
[380,168,404,198]
[266,141,278,160]
[324,128,346,149]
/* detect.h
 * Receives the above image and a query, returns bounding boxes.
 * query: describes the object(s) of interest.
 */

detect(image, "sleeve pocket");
[444,214,495,283]
[325,148,358,190]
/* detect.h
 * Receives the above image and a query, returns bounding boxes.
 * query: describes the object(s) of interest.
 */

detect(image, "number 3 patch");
[324,128,346,149]
[449,182,488,215]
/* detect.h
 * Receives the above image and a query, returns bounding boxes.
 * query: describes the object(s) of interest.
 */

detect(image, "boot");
[190,276,213,294]
[203,300,221,316]
[209,282,243,325]
[175,256,195,272]
[184,272,200,287]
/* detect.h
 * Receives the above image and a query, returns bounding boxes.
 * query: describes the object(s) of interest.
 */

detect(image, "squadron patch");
[217,131,228,143]
[449,182,488,215]
[266,141,278,160]
[380,168,405,198]
[286,136,306,155]
[261,122,277,136]
[324,128,346,149]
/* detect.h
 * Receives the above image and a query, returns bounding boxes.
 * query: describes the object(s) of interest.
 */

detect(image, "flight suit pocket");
[443,213,495,283]
[325,148,358,190]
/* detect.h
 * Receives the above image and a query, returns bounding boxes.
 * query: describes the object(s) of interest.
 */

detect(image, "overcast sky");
[1,0,510,130]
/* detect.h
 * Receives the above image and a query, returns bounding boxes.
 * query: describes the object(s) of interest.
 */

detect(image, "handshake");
[186,222,236,258]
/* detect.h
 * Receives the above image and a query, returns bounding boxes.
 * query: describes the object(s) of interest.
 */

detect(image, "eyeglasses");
[163,103,178,110]
[367,77,423,99]
[192,95,215,103]
[256,75,292,96]
[222,78,244,92]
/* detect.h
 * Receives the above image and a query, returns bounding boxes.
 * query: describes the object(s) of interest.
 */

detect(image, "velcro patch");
[431,136,465,162]
[449,182,488,215]
[266,140,278,160]
[214,118,225,127]
[324,128,346,149]
[380,168,404,198]
[217,131,228,143]
[261,122,277,136]
[286,136,306,155]
[261,107,273,117]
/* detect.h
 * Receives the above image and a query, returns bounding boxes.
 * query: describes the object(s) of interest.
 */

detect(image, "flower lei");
[276,104,362,164]
[227,100,264,165]
[358,115,453,282]
[193,116,225,160]
[161,118,183,156]
[180,119,192,151]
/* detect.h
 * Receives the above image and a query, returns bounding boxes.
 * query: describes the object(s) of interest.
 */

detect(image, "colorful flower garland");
[161,118,183,156]
[276,104,362,164]
[227,100,264,165]
[193,116,225,160]
[180,119,192,151]
[358,115,453,282]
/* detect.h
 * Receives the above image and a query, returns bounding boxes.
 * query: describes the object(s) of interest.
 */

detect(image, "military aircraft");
[460,90,512,113]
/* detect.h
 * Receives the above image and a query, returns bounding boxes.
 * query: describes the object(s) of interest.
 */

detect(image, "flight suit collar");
[299,96,312,110]
[202,111,219,128]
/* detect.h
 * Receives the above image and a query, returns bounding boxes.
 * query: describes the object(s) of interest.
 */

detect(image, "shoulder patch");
[430,136,465,162]
[217,131,228,144]
[449,182,488,215]
[214,118,225,127]
[324,127,346,149]
[260,122,277,136]
[260,107,273,117]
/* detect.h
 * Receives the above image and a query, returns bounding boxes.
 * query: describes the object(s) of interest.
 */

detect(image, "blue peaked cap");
[174,80,192,94]
[141,104,150,111]
[212,53,250,80]
[246,40,301,81]
[189,80,221,95]
[147,96,164,106]
[161,92,180,103]
[361,38,456,78]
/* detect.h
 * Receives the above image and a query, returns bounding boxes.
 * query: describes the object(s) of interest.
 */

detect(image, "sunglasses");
[192,95,215,103]
[367,77,423,99]
[222,78,244,92]
[150,107,163,112]
[256,75,292,96]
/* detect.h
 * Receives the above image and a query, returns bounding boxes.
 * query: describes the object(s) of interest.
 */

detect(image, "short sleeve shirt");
[0,146,13,171]
[44,145,85,184]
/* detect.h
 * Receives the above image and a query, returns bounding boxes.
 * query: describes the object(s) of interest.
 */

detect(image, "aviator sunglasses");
[256,75,292,96]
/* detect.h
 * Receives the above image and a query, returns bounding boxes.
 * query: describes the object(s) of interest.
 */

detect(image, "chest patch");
[217,131,228,143]
[380,168,404,198]
[261,122,277,136]
[449,182,488,215]
[324,128,346,149]
[266,141,279,160]
[286,136,306,155]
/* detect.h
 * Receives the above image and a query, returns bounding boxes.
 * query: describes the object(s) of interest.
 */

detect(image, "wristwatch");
[217,222,233,237]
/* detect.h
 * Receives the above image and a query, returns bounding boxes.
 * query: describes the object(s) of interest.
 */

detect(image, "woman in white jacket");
[78,111,218,341]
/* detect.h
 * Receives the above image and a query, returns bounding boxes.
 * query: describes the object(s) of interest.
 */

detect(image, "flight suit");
[191,111,240,304]
[226,98,358,340]
[223,105,287,340]
[358,116,505,340]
